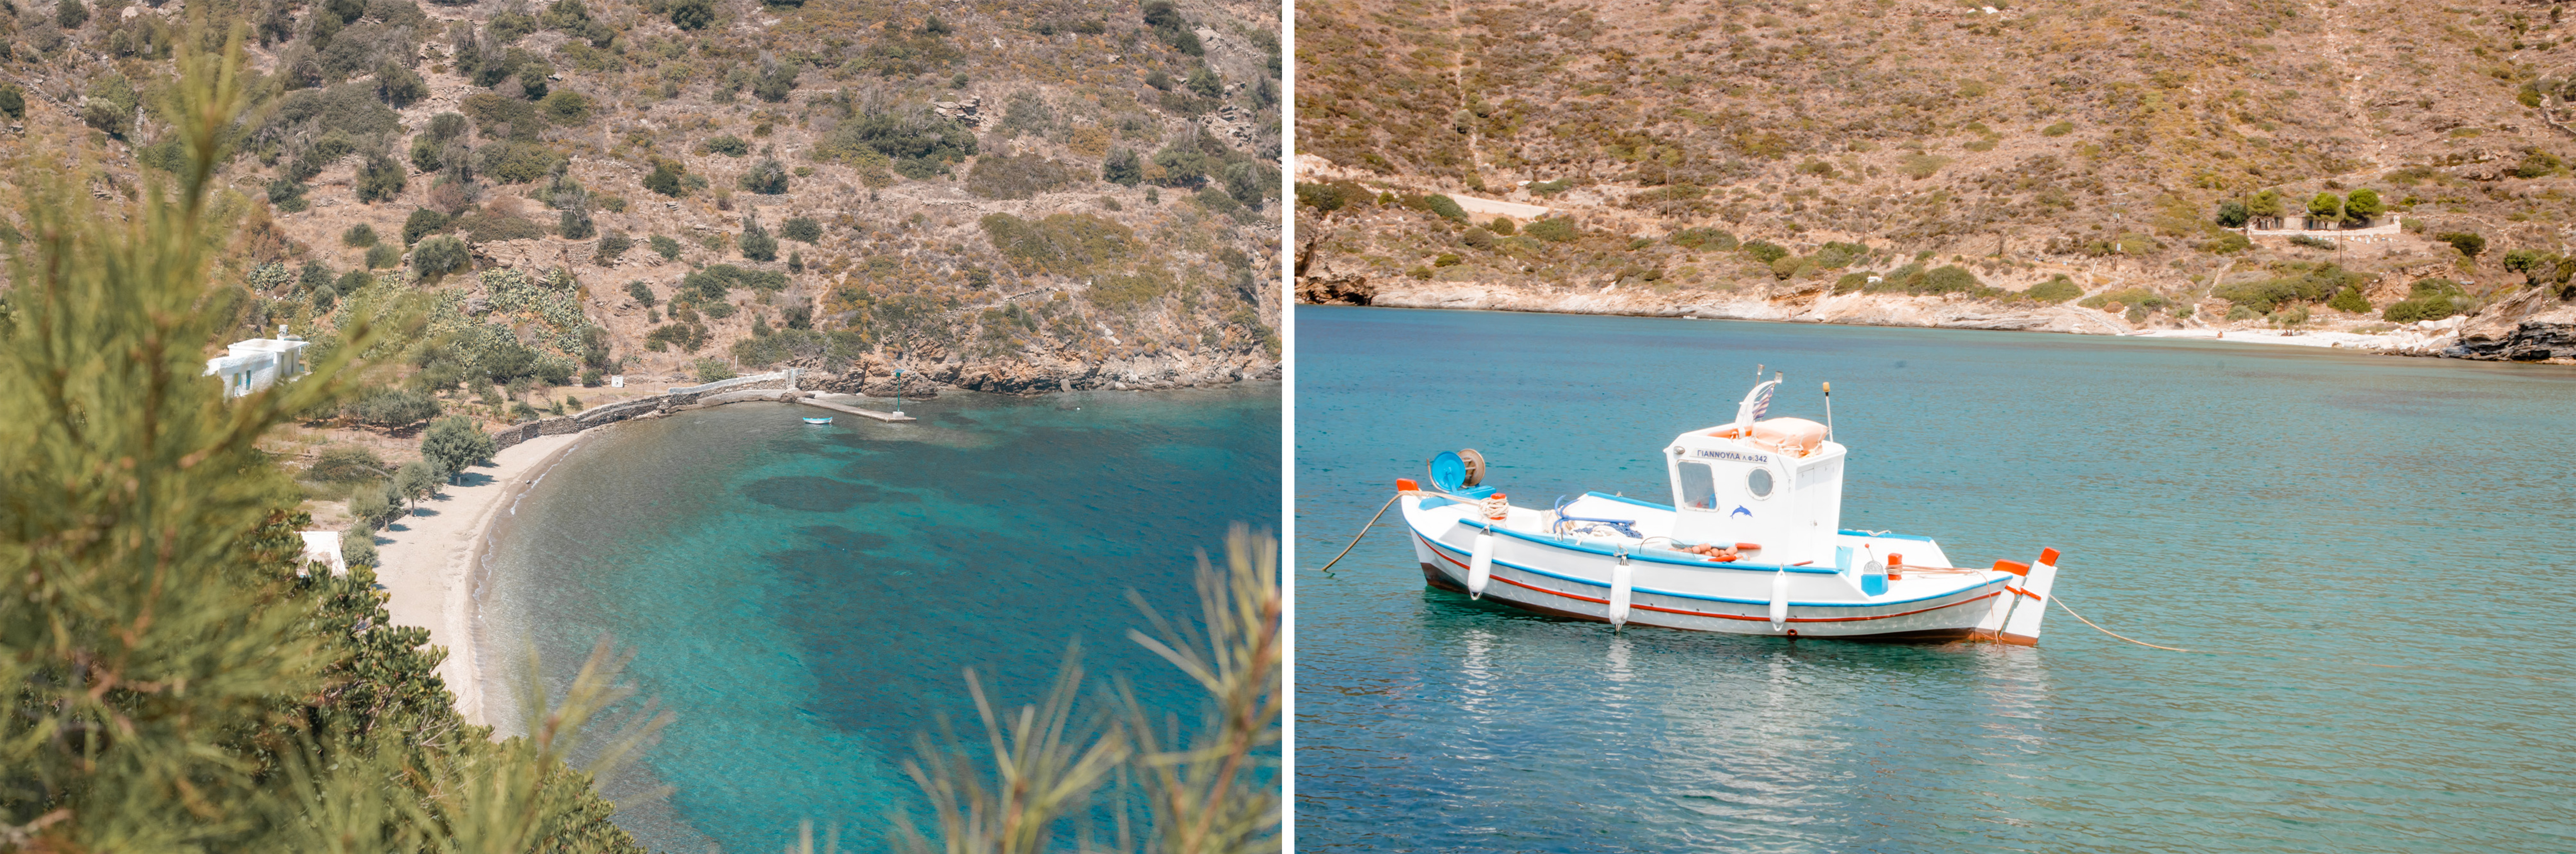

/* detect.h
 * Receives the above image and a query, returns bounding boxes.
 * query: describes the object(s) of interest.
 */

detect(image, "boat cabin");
[1662,416,1846,568]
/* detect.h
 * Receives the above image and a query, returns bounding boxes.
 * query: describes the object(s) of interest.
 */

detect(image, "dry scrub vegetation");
[1296,0,2576,331]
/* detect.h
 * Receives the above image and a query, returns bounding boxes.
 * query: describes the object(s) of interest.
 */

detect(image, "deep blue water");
[479,386,1278,852]
[1295,306,2576,853]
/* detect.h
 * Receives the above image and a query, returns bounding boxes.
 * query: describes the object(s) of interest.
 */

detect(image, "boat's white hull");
[1404,497,2052,643]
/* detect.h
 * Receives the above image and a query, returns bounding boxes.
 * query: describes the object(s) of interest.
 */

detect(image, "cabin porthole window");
[1746,468,1775,499]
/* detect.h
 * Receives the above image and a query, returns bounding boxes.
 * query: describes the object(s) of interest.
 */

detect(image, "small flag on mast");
[1749,382,1774,421]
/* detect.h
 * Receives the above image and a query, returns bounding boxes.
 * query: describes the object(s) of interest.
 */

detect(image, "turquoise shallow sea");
[1295,306,2576,852]
[477,386,1278,852]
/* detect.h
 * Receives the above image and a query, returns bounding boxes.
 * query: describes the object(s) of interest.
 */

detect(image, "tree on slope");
[421,415,497,484]
[0,27,659,851]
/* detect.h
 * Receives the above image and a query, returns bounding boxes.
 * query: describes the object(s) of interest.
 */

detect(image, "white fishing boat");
[802,416,835,425]
[1398,372,2064,644]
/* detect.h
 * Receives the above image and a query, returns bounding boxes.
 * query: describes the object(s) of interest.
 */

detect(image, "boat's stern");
[1971,548,2064,645]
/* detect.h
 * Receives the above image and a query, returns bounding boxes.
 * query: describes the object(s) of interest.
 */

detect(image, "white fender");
[1467,531,1496,598]
[1608,552,1634,628]
[1999,548,2062,644]
[1768,569,1789,631]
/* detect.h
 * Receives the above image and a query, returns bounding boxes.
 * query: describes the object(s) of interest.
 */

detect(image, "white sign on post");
[609,375,624,388]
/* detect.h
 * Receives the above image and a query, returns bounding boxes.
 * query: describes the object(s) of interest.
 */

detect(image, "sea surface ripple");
[1295,306,2576,853]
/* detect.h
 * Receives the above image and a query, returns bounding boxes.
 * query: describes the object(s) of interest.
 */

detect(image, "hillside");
[2,0,1282,404]
[1294,0,2576,361]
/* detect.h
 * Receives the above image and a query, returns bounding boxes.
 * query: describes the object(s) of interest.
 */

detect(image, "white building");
[204,326,311,398]
[297,531,347,577]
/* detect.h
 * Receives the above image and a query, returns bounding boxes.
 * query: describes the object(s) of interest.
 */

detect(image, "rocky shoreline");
[1298,274,2576,364]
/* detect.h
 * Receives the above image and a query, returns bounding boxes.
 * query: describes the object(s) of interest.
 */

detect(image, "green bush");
[1525,217,1579,243]
[1670,227,1736,251]
[334,269,374,295]
[2041,121,2075,137]
[1920,265,1982,294]
[625,280,657,307]
[0,83,24,119]
[479,143,565,184]
[815,107,978,178]
[980,213,1136,275]
[644,160,686,197]
[1461,228,1496,250]
[541,89,594,125]
[347,483,397,531]
[1741,240,1789,264]
[459,92,545,140]
[2213,263,2364,312]
[739,157,790,194]
[702,134,750,156]
[2203,233,2253,254]
[365,243,401,269]
[411,235,469,276]
[592,232,632,264]
[346,386,442,427]
[1488,217,1515,235]
[2383,279,2471,323]
[342,224,379,247]
[2214,199,2249,228]
[355,153,406,203]
[1143,0,1202,54]
[738,217,778,262]
[752,61,800,103]
[780,217,823,243]
[308,445,390,483]
[403,208,450,244]
[2328,286,2371,313]
[2435,231,2485,258]
[669,0,713,29]
[692,357,736,383]
[646,323,708,352]
[2025,275,2082,303]
[1422,194,1468,222]
[1105,149,1145,187]
[650,235,682,260]
[268,179,309,213]
[2513,150,2562,179]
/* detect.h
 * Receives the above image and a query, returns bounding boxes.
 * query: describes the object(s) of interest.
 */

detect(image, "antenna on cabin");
[1823,382,1834,442]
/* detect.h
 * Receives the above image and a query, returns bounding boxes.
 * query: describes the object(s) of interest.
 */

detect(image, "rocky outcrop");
[2445,288,2576,362]
[804,350,1281,396]
[2445,322,2576,361]
[1297,273,1376,306]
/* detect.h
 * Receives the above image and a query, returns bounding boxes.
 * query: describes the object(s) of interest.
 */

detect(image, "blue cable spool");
[1428,451,1467,493]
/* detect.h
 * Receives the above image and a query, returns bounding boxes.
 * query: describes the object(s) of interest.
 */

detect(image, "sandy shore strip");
[374,432,585,726]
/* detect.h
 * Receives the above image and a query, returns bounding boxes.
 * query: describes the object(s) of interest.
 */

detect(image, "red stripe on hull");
[1420,536,2000,625]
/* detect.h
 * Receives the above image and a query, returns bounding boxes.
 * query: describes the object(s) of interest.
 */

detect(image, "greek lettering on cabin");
[1692,449,1769,463]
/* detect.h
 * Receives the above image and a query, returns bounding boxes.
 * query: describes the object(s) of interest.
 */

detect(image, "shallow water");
[1294,307,2576,853]
[479,386,1279,852]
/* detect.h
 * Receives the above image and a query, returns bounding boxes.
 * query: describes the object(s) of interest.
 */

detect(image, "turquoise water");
[1295,306,2576,852]
[478,387,1279,852]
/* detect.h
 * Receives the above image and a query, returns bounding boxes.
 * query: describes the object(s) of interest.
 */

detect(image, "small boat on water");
[1398,372,2064,644]
[802,416,834,425]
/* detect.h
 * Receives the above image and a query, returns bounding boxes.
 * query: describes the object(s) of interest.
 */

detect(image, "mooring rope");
[1317,495,1400,573]
[2052,594,2194,652]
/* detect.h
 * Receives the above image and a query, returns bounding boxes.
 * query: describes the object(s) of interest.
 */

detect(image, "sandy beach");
[373,431,586,726]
